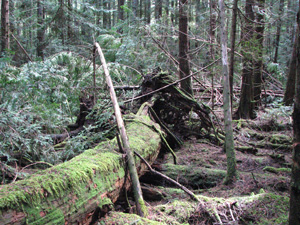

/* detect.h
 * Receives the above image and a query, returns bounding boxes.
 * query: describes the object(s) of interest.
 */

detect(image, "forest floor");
[100,104,293,224]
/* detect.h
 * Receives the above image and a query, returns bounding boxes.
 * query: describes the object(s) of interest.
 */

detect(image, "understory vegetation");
[0,0,298,224]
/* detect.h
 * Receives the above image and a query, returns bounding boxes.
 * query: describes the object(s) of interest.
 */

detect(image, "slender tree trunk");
[235,0,255,119]
[274,0,285,63]
[179,0,193,96]
[284,26,299,105]
[229,0,238,107]
[289,5,300,224]
[219,0,238,184]
[36,0,45,60]
[253,0,265,109]
[67,0,72,40]
[1,0,10,53]
[209,0,217,109]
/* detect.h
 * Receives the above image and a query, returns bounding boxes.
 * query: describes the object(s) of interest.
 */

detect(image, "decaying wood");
[0,111,162,224]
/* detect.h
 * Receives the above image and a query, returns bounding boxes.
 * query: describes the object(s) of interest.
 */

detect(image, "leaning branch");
[94,42,147,217]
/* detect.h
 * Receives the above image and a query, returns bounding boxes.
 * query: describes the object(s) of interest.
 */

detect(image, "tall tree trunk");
[155,0,163,20]
[132,0,138,17]
[253,0,265,109]
[179,0,193,96]
[1,0,10,53]
[273,0,285,63]
[289,5,300,224]
[219,0,238,184]
[229,0,238,107]
[36,0,45,60]
[145,0,151,24]
[67,0,72,40]
[118,0,125,21]
[209,0,217,109]
[235,0,255,119]
[284,26,299,105]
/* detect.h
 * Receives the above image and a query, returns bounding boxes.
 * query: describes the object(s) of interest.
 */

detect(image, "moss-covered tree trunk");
[0,114,162,224]
[289,5,300,225]
[219,0,238,184]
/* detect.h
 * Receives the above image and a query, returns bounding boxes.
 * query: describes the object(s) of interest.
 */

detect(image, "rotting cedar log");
[0,110,162,224]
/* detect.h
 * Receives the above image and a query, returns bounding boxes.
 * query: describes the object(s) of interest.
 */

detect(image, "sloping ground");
[99,106,292,224]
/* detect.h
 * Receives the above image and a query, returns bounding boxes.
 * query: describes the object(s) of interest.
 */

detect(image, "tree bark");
[118,0,125,21]
[235,0,255,119]
[273,0,285,63]
[219,0,238,184]
[36,0,45,60]
[0,110,161,224]
[1,0,10,53]
[155,0,163,20]
[229,0,238,107]
[289,4,300,224]
[253,0,265,109]
[284,26,299,105]
[179,0,193,96]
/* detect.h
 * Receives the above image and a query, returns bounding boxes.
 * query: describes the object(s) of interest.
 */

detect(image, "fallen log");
[0,113,162,224]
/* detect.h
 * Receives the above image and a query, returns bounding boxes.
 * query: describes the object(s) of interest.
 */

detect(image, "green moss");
[101,212,165,225]
[263,166,291,174]
[0,114,161,224]
[239,193,289,224]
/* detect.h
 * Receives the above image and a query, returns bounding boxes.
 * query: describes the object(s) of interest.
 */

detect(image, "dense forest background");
[1,0,300,224]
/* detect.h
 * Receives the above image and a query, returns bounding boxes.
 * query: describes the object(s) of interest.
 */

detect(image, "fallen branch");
[134,151,199,202]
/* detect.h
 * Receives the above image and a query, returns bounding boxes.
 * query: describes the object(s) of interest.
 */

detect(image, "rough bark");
[235,0,255,119]
[219,0,238,184]
[229,0,238,106]
[179,0,193,96]
[289,5,300,225]
[273,0,285,63]
[1,0,10,53]
[284,26,299,105]
[37,0,45,59]
[0,112,161,224]
[253,0,265,109]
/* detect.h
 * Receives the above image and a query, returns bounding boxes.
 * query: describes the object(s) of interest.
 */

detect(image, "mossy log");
[0,114,162,224]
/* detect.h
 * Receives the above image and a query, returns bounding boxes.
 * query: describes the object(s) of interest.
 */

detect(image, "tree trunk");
[273,0,285,63]
[36,0,45,60]
[219,0,238,184]
[283,26,299,105]
[289,4,300,225]
[118,0,125,21]
[155,0,163,20]
[0,111,161,224]
[235,0,255,119]
[145,0,151,24]
[179,0,193,96]
[253,0,265,109]
[209,0,217,109]
[229,0,238,107]
[1,0,10,53]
